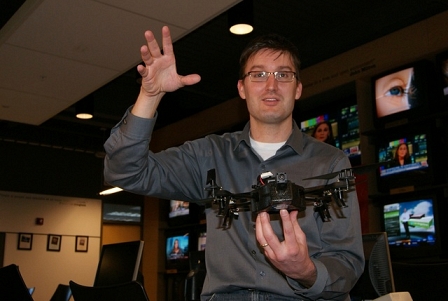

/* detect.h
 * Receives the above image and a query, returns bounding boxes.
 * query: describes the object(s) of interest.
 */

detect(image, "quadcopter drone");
[200,163,384,229]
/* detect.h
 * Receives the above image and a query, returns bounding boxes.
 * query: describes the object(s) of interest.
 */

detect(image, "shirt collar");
[235,120,304,155]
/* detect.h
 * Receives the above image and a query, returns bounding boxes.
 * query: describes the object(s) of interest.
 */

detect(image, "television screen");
[169,200,190,218]
[372,60,436,128]
[382,196,439,260]
[166,232,190,271]
[167,200,205,227]
[300,103,360,165]
[377,133,428,177]
[375,127,442,193]
[300,114,330,135]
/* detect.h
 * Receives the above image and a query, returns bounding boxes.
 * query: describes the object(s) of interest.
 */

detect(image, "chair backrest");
[94,240,144,287]
[69,280,149,301]
[0,264,34,301]
[50,284,72,301]
[350,232,395,300]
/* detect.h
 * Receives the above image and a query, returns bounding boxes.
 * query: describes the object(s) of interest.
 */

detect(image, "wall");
[0,190,101,301]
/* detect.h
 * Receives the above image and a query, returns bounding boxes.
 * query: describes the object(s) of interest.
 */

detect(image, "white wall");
[0,191,102,301]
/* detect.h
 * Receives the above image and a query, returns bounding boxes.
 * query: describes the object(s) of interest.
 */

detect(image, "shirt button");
[259,271,266,277]
[251,250,256,255]
[123,119,127,124]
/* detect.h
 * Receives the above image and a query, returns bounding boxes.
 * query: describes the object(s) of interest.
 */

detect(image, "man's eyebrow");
[248,65,294,70]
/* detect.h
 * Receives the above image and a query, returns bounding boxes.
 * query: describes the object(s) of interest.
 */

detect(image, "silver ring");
[261,243,269,248]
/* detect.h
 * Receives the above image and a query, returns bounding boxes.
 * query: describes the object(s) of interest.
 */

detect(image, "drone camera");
[276,172,287,183]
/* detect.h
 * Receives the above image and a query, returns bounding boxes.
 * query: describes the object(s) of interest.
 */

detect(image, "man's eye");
[385,86,405,97]
[277,72,287,78]
[254,72,265,78]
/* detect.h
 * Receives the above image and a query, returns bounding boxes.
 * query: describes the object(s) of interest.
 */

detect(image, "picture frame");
[75,236,89,252]
[47,234,62,252]
[17,233,33,250]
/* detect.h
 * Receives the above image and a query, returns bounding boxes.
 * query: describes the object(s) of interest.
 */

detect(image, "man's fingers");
[144,30,162,58]
[161,26,174,56]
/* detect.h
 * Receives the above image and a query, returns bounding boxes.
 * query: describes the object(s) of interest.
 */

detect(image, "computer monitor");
[350,232,395,301]
[94,240,144,287]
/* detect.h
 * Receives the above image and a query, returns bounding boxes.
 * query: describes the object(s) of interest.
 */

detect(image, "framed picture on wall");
[17,233,33,250]
[75,236,89,252]
[47,234,62,252]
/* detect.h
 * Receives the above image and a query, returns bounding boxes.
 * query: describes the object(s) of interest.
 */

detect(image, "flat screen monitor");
[167,200,203,227]
[350,232,395,300]
[375,127,440,193]
[300,103,361,165]
[94,240,144,287]
[372,60,436,129]
[166,232,190,271]
[382,195,440,260]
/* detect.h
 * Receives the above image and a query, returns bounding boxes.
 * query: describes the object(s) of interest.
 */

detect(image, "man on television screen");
[104,26,364,301]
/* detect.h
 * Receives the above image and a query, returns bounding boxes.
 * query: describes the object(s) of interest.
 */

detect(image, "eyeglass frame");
[242,71,297,82]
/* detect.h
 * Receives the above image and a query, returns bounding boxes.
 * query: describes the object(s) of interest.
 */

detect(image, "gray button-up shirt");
[104,109,364,301]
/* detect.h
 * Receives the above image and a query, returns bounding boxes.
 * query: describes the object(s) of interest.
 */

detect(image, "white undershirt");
[250,136,286,160]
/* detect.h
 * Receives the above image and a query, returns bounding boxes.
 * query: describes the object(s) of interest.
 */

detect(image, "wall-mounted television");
[167,200,204,227]
[375,125,444,194]
[372,60,437,129]
[299,102,361,166]
[165,231,190,271]
[381,193,441,261]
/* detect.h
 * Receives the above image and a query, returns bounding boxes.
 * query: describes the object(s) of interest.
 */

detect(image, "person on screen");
[375,67,415,117]
[400,208,412,239]
[169,239,184,258]
[391,143,412,167]
[104,26,364,300]
[311,121,336,146]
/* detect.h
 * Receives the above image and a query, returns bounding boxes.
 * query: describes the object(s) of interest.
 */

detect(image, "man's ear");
[237,80,246,99]
[295,82,303,100]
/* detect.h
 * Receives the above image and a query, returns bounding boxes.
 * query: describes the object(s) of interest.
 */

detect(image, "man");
[104,26,364,301]
[400,208,412,239]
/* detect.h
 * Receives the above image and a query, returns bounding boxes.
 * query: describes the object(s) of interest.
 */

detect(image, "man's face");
[237,49,302,125]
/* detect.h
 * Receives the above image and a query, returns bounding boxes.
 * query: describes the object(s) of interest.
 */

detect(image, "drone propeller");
[302,161,392,181]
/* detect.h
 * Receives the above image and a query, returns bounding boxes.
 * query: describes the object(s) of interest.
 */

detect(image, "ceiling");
[2,0,448,155]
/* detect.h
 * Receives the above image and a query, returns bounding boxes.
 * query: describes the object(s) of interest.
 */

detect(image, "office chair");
[69,280,149,301]
[50,284,72,301]
[0,264,34,301]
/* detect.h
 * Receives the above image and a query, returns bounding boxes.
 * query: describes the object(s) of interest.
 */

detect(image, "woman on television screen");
[375,67,415,117]
[311,121,335,146]
[169,239,184,258]
[391,143,412,167]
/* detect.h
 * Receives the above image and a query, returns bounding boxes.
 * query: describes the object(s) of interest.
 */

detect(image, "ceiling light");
[75,94,94,119]
[228,0,254,35]
[99,187,123,196]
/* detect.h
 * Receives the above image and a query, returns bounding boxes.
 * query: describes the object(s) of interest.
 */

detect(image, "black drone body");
[200,166,371,229]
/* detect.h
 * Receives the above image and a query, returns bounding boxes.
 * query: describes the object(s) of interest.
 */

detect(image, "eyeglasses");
[244,71,297,82]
